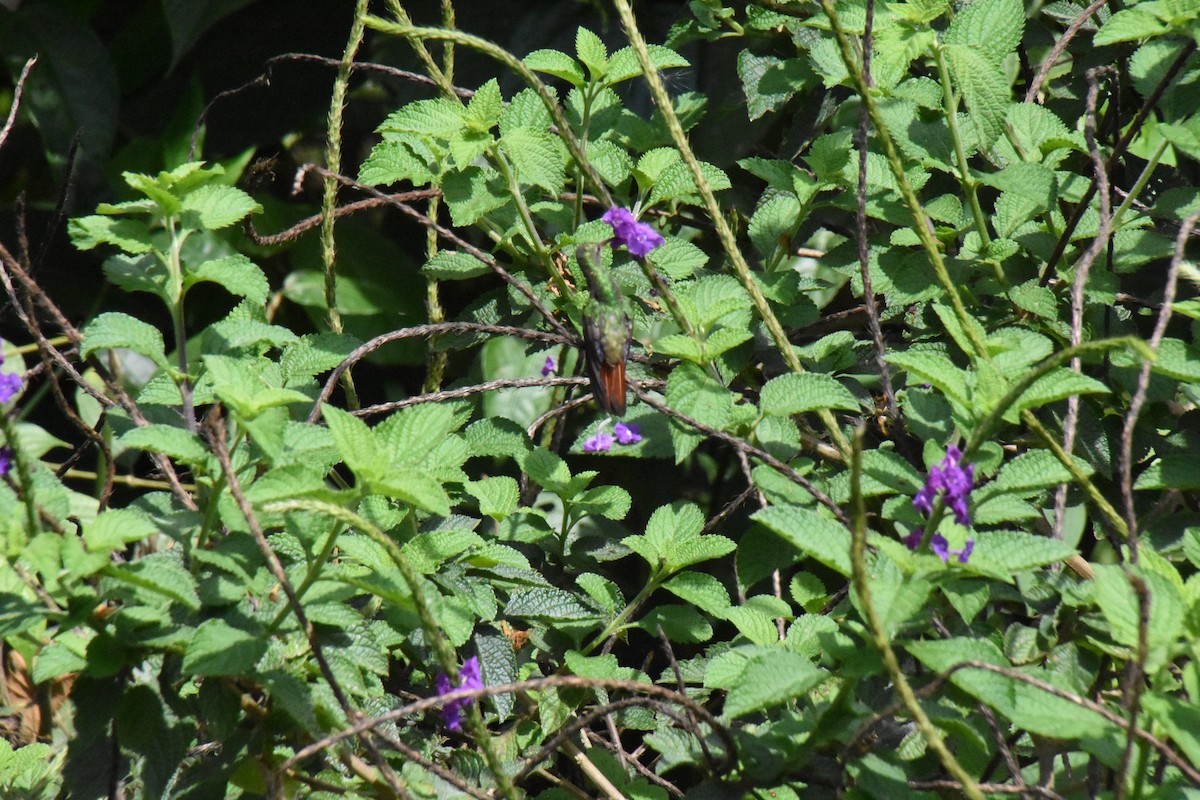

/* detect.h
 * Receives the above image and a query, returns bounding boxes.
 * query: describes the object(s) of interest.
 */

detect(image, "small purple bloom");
[0,447,11,477]
[902,530,924,551]
[956,539,975,564]
[601,207,664,259]
[913,445,975,527]
[584,430,615,453]
[541,356,556,377]
[930,533,949,561]
[614,422,642,445]
[0,373,21,404]
[436,656,483,731]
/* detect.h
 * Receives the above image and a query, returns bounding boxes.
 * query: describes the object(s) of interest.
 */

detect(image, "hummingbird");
[576,242,633,416]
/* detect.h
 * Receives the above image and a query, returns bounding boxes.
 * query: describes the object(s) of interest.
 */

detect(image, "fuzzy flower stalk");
[909,445,975,563]
[435,656,483,732]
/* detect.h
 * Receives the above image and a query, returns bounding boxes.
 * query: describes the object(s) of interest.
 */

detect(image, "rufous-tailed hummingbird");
[576,242,632,416]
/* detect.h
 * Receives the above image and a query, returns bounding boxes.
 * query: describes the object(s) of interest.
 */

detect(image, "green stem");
[848,429,986,800]
[268,519,345,633]
[819,0,990,366]
[321,0,368,409]
[581,576,661,656]
[934,45,992,252]
[1111,137,1169,232]
[611,0,850,458]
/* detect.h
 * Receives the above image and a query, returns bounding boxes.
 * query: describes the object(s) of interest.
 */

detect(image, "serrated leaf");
[322,405,384,479]
[524,48,585,87]
[665,364,734,462]
[466,476,519,519]
[718,649,824,719]
[1003,368,1110,422]
[985,449,1095,496]
[944,44,1011,149]
[119,424,209,465]
[575,28,608,79]
[647,238,707,280]
[180,183,261,229]
[760,373,860,416]
[110,555,201,610]
[737,52,811,120]
[663,571,731,615]
[499,127,567,194]
[204,355,311,417]
[69,215,155,254]
[887,350,969,405]
[504,588,601,622]
[605,44,689,86]
[754,505,852,576]
[185,254,269,304]
[648,159,731,206]
[748,192,802,258]
[907,637,1120,738]
[974,530,1077,573]
[81,312,170,370]
[1094,8,1171,44]
[943,0,1024,62]
[182,618,267,676]
[358,137,434,187]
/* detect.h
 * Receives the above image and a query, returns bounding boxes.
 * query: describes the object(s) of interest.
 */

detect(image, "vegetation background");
[0,0,1198,798]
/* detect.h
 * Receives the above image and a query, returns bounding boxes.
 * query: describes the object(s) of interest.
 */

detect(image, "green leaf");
[1091,565,1183,669]
[737,52,811,120]
[662,571,732,615]
[81,312,170,370]
[1094,8,1171,45]
[204,355,311,417]
[754,505,852,576]
[358,137,434,187]
[465,476,520,519]
[1141,692,1200,767]
[648,159,731,206]
[184,254,269,304]
[605,45,689,86]
[322,405,384,480]
[665,364,734,462]
[984,449,1095,496]
[422,250,490,280]
[465,79,503,132]
[442,165,508,226]
[109,555,201,610]
[943,44,1011,149]
[504,588,601,623]
[499,127,567,194]
[943,0,1025,62]
[84,508,158,552]
[180,183,261,229]
[575,28,608,80]
[720,605,780,646]
[524,48,585,87]
[760,373,860,416]
[887,350,969,405]
[182,618,267,676]
[907,637,1121,738]
[118,424,209,465]
[1135,456,1200,490]
[714,648,824,719]
[973,530,1077,574]
[1003,368,1109,422]
[748,192,802,258]
[69,215,155,254]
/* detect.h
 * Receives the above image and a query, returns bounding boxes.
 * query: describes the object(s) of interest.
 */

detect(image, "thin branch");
[0,56,36,152]
[1024,0,1108,103]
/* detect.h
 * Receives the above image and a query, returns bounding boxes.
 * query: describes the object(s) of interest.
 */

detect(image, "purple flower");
[910,531,974,564]
[913,445,975,527]
[541,356,556,377]
[435,656,483,731]
[930,533,949,561]
[0,373,21,404]
[0,447,11,477]
[584,430,615,453]
[956,539,975,563]
[902,530,924,551]
[602,207,664,259]
[614,422,642,445]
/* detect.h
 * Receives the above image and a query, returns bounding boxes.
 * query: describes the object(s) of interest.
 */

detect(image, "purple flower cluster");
[907,445,976,563]
[584,421,642,453]
[601,207,664,259]
[541,356,556,377]
[913,445,974,526]
[435,656,482,732]
[0,343,20,477]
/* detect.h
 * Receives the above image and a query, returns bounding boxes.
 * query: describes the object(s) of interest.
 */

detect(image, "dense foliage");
[1,0,1200,798]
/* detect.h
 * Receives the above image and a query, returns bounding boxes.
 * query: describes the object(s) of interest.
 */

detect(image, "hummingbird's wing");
[583,311,631,416]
